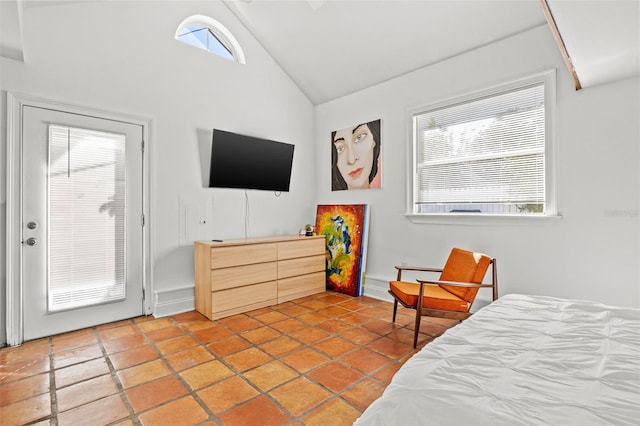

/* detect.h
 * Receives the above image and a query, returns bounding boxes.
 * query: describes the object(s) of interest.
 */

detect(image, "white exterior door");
[21,105,145,341]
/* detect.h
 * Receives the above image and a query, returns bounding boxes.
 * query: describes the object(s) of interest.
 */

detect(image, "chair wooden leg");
[392,299,398,323]
[413,309,421,348]
[414,282,425,348]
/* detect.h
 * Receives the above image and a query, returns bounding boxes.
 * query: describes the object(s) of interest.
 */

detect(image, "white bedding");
[355,294,640,425]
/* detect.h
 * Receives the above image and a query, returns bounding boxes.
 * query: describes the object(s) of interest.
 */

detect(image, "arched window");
[175,15,246,64]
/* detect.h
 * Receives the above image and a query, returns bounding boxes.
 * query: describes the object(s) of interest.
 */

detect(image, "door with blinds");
[22,106,144,341]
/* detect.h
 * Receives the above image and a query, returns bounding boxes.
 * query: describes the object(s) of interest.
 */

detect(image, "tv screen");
[209,129,295,192]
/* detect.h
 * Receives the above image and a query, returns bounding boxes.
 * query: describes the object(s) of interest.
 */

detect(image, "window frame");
[175,15,246,64]
[406,69,560,225]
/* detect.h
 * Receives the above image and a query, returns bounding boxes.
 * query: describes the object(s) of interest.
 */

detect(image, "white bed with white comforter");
[355,294,640,425]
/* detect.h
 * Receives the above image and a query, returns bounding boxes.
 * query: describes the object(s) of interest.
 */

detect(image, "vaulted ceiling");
[543,0,639,90]
[223,0,548,103]
[2,0,639,105]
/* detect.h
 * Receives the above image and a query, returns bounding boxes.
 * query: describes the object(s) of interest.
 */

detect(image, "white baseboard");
[153,284,195,318]
[362,275,393,302]
[151,275,491,318]
[152,276,397,318]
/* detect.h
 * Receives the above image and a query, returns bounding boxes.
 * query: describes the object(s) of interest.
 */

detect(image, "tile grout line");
[156,315,226,425]
[173,308,305,423]
[2,292,451,426]
[1,338,58,425]
[48,336,59,426]
[164,300,347,423]
[235,296,401,421]
[243,298,365,418]
[232,301,354,423]
[95,320,141,426]
[121,316,212,424]
[293,301,402,417]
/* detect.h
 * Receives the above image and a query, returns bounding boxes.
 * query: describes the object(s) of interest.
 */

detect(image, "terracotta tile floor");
[0,291,457,426]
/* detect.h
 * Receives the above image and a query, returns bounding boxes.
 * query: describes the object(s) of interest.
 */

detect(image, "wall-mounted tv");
[209,129,295,192]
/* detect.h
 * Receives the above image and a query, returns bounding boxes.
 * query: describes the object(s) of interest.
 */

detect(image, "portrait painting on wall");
[331,119,382,191]
[315,204,370,297]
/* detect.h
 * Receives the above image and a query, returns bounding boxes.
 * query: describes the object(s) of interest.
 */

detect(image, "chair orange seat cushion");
[389,281,470,312]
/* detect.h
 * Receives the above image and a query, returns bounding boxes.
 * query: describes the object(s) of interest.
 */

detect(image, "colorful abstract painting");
[315,204,370,297]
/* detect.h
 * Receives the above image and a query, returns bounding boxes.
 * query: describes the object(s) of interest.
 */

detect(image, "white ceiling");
[0,0,25,62]
[2,0,639,105]
[223,0,549,104]
[546,0,639,89]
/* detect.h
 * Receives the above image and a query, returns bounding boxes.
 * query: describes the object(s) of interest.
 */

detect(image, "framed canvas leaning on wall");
[315,204,370,297]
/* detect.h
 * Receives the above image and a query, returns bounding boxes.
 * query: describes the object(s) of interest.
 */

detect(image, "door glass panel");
[48,125,127,312]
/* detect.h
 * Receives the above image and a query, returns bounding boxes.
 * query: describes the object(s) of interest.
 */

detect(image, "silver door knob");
[27,221,38,230]
[26,237,38,246]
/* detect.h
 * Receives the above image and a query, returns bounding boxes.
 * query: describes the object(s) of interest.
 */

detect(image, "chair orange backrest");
[439,248,492,303]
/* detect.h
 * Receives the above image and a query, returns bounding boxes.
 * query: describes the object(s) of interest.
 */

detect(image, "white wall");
[315,25,640,309]
[0,1,316,345]
[2,4,639,347]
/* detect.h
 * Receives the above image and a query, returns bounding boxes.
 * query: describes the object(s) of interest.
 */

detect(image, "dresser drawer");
[278,254,325,279]
[278,271,326,303]
[211,262,277,291]
[211,243,277,269]
[212,281,277,319]
[278,238,325,260]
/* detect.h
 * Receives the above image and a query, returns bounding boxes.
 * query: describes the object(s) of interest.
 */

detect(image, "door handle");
[26,237,38,246]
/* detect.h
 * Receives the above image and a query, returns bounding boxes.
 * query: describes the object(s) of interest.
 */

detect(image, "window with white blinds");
[412,73,554,215]
[48,125,126,311]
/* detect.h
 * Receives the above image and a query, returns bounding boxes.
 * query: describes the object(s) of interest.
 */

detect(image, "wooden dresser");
[194,235,326,320]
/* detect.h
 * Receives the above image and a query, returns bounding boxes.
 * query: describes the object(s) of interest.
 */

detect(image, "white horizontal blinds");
[414,83,545,213]
[48,124,127,311]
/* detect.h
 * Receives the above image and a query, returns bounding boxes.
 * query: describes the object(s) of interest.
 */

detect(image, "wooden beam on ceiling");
[539,0,582,90]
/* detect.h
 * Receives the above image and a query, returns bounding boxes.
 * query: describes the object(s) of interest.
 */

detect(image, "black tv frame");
[208,129,295,192]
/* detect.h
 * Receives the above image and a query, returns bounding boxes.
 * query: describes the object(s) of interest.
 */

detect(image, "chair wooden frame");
[389,258,498,348]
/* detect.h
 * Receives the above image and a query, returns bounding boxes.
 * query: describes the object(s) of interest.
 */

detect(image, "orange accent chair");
[389,248,498,348]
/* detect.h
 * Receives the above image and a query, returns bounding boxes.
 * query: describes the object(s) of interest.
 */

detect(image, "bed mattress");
[355,294,640,425]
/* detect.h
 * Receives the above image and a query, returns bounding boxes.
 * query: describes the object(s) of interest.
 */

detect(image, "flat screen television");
[209,129,295,192]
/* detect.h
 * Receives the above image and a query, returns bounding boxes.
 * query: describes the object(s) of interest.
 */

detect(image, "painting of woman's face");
[331,119,381,191]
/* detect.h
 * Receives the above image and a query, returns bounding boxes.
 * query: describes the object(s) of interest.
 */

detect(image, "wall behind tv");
[315,25,640,309]
[0,1,316,345]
